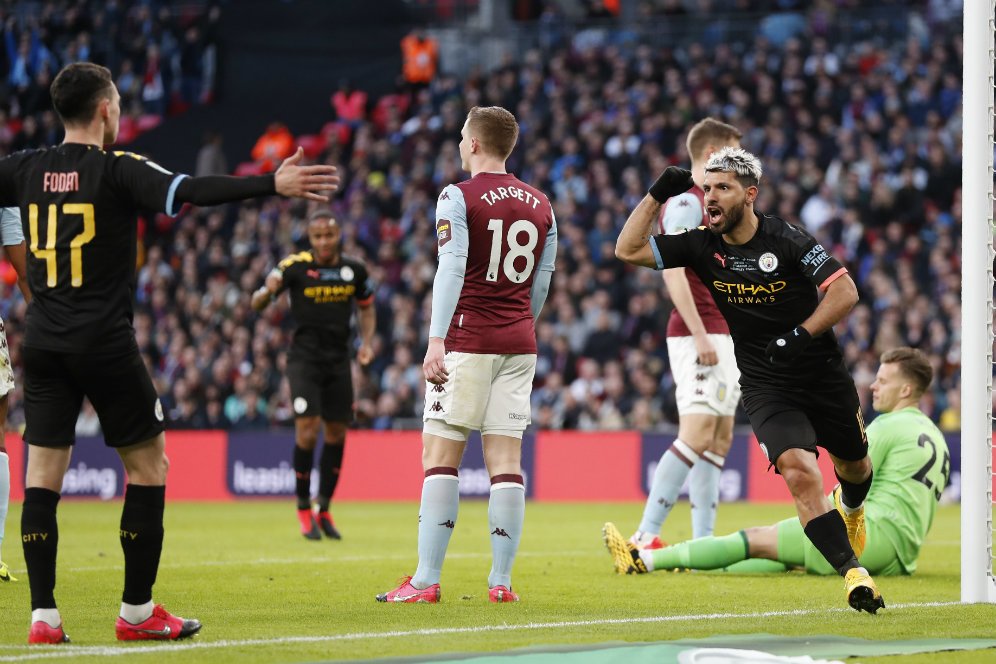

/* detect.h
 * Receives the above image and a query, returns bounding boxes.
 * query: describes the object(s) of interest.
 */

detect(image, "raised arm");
[616,167,694,268]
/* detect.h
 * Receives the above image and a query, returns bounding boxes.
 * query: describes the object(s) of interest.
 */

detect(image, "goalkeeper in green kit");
[605,347,950,577]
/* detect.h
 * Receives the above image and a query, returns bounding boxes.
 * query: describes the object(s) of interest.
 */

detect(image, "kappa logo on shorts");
[429,401,444,412]
[154,398,164,422]
[431,384,445,393]
[294,397,308,414]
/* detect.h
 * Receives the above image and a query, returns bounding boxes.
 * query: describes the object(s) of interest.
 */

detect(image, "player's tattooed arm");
[615,195,664,269]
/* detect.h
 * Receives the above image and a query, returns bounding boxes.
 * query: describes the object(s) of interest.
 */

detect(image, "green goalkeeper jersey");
[864,407,950,574]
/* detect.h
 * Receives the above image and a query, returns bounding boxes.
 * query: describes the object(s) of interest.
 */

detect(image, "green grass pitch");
[0,500,993,662]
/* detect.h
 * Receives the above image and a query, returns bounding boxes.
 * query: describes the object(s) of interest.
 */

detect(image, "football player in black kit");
[613,147,884,614]
[0,62,339,644]
[251,210,375,541]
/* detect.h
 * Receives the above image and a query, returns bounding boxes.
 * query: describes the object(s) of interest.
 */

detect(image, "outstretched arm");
[176,147,340,207]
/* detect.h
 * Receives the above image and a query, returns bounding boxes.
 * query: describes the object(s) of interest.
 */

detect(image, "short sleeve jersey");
[0,144,186,352]
[651,213,848,388]
[274,251,374,362]
[864,407,950,574]
[0,207,24,246]
[435,173,556,354]
[658,186,728,338]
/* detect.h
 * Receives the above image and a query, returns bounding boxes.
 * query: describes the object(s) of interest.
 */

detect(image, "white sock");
[487,479,525,589]
[689,452,725,539]
[411,472,460,589]
[119,600,154,624]
[638,549,656,572]
[0,452,8,557]
[31,608,61,628]
[637,440,698,535]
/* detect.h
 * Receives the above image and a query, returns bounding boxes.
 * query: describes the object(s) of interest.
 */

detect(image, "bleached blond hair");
[704,146,763,187]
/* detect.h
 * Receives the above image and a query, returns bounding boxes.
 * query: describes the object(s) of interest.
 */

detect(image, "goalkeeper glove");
[765,326,812,365]
[648,166,694,203]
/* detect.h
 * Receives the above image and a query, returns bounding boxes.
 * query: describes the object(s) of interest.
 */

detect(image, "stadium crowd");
[0,0,219,149]
[0,2,966,434]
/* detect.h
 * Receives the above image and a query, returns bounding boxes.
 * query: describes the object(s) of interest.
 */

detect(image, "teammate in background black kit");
[614,147,884,614]
[0,62,339,645]
[251,210,375,541]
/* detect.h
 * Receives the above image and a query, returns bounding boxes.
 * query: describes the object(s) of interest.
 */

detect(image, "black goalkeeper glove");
[765,326,812,365]
[648,166,694,204]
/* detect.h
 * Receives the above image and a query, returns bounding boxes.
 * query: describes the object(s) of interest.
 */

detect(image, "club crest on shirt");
[436,219,451,247]
[758,252,778,273]
[339,266,354,282]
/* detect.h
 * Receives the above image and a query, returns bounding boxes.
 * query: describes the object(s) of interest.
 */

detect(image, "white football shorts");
[423,352,536,441]
[0,317,13,397]
[667,334,741,417]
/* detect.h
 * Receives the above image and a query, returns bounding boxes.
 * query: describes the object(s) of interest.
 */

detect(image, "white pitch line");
[0,601,968,661]
[46,550,599,574]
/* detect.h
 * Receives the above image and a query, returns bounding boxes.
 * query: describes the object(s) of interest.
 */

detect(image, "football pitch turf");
[0,500,993,663]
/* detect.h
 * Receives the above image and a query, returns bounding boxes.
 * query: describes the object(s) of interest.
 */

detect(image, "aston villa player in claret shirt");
[378,106,557,605]
[0,62,338,645]
[614,147,884,615]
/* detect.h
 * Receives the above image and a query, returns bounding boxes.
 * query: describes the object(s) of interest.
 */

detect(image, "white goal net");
[960,0,996,604]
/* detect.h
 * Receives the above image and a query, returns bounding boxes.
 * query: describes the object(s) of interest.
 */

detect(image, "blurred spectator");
[331,78,368,128]
[400,28,438,96]
[196,130,228,177]
[251,122,294,172]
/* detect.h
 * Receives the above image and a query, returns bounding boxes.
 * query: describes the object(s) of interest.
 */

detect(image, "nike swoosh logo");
[135,626,172,636]
[392,593,420,602]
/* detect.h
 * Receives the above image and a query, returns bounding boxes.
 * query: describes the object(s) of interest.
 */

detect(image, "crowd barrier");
[3,430,966,503]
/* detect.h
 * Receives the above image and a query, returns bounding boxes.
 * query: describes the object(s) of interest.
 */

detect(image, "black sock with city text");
[120,484,166,605]
[21,487,61,610]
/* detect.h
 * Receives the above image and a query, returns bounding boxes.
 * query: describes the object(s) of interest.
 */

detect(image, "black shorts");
[22,343,165,448]
[741,366,868,467]
[286,357,354,422]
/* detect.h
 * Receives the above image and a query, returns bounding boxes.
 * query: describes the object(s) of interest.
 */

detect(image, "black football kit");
[274,251,373,421]
[652,213,867,464]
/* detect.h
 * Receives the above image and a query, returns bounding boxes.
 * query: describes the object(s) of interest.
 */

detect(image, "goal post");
[960,0,996,604]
